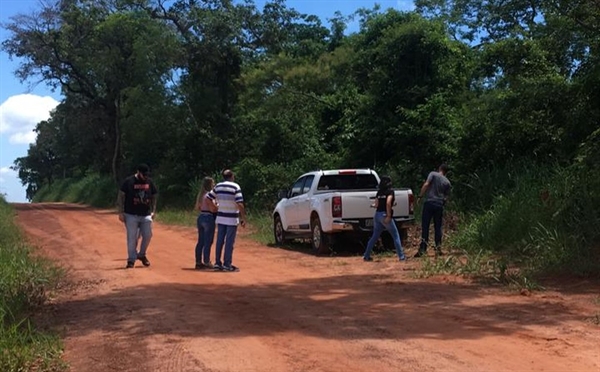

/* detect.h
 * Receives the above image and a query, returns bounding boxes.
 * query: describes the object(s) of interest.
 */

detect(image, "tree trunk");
[112,94,121,185]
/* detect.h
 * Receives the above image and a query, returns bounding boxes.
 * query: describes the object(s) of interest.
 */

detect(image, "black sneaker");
[126,261,135,269]
[213,264,223,271]
[222,265,239,272]
[137,255,151,267]
[363,257,373,262]
[203,262,214,269]
[413,250,426,258]
[435,248,444,257]
[195,263,204,270]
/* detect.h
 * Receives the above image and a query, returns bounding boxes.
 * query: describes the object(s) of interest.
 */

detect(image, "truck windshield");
[316,174,379,191]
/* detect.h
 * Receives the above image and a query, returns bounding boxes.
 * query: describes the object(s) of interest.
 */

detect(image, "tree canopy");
[2,0,598,210]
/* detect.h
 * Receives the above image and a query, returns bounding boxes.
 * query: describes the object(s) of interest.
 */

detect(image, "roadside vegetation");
[33,175,116,208]
[0,197,65,371]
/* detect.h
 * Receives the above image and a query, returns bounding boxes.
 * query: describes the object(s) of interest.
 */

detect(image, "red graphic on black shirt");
[133,184,151,205]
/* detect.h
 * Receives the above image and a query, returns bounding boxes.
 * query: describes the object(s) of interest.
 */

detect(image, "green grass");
[246,211,274,245]
[414,250,544,290]
[449,164,600,278]
[0,197,66,371]
[33,174,116,208]
[156,209,277,243]
[155,208,197,227]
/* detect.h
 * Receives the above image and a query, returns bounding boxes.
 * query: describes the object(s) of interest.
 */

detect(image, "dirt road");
[14,203,600,372]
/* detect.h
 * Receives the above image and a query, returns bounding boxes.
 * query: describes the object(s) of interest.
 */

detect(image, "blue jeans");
[124,213,153,262]
[195,213,215,264]
[215,224,238,267]
[363,211,404,260]
[420,201,444,251]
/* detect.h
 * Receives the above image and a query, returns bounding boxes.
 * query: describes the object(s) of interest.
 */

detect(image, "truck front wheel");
[274,215,286,246]
[311,216,330,255]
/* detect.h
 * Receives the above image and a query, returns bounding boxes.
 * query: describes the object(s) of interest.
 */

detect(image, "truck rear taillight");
[332,196,342,217]
[409,193,415,214]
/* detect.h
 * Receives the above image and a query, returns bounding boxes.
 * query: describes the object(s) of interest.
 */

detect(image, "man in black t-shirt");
[117,164,158,268]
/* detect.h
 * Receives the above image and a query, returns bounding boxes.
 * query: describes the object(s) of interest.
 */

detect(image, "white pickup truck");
[273,169,415,254]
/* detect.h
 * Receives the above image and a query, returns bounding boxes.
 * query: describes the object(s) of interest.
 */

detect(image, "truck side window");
[317,174,378,190]
[290,177,305,198]
[302,176,314,194]
[317,178,331,190]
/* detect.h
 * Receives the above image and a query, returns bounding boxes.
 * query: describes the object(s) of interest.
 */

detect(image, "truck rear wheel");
[400,227,409,245]
[273,215,286,246]
[381,232,394,251]
[311,216,330,255]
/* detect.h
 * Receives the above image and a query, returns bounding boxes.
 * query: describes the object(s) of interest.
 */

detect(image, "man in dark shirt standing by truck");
[117,164,158,268]
[414,164,451,258]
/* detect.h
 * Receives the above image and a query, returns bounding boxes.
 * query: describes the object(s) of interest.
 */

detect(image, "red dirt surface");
[14,202,600,372]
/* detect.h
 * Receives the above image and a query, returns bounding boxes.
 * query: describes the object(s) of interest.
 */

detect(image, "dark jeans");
[420,201,444,252]
[215,224,238,267]
[195,213,215,264]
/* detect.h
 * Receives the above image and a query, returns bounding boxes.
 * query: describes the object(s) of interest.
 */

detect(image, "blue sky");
[0,0,415,203]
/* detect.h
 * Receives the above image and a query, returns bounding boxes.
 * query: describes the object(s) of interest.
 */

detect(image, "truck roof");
[303,169,376,177]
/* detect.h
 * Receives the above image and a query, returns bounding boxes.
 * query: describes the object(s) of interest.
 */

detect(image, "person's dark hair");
[137,163,150,176]
[222,169,234,180]
[439,164,449,174]
[379,175,392,191]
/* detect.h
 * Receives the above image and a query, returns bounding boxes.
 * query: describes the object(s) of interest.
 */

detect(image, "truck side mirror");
[277,189,288,200]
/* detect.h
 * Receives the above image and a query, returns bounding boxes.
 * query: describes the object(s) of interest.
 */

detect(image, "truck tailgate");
[341,190,412,219]
[340,191,377,219]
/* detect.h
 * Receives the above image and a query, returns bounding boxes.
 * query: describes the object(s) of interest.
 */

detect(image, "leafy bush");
[234,159,318,212]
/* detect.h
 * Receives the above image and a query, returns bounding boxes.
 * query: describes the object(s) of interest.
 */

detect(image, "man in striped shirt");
[207,169,246,271]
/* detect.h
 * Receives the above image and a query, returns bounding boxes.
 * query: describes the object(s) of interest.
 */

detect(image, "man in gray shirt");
[414,164,451,257]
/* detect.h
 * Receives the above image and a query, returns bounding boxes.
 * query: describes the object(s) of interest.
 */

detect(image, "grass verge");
[0,197,66,371]
[33,174,116,208]
[413,250,544,291]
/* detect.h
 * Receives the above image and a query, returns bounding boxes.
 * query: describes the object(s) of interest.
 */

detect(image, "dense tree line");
[3,0,599,211]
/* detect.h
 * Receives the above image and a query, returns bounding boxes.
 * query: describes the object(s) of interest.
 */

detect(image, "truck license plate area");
[364,219,373,227]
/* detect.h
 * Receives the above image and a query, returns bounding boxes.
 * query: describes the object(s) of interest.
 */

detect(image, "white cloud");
[397,0,416,11]
[0,94,60,144]
[9,131,37,144]
[0,167,14,184]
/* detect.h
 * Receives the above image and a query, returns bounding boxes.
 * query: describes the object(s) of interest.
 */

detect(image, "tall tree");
[344,11,471,183]
[2,0,179,182]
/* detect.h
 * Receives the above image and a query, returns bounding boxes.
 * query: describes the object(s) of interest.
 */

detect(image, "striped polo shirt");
[207,180,244,226]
